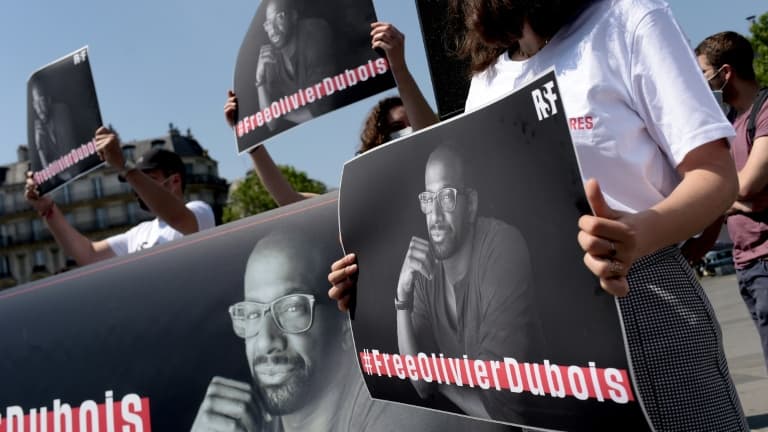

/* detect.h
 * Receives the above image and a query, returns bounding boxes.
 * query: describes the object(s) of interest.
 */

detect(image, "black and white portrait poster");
[232,0,396,153]
[0,194,510,432]
[27,46,103,196]
[415,0,470,121]
[338,72,651,431]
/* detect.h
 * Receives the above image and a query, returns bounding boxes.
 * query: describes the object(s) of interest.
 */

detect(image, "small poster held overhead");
[27,46,103,195]
[232,0,396,153]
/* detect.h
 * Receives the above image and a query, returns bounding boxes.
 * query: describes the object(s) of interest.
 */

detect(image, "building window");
[96,207,108,230]
[92,177,104,199]
[0,192,5,214]
[50,247,60,270]
[0,256,10,276]
[122,146,135,162]
[12,191,21,211]
[62,184,72,205]
[33,249,46,266]
[16,254,26,278]
[127,202,139,224]
[31,219,43,241]
[151,139,166,149]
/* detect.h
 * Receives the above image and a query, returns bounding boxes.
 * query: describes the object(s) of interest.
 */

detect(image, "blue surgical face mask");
[388,126,413,141]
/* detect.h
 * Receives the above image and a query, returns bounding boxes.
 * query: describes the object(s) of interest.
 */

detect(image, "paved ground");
[701,274,768,431]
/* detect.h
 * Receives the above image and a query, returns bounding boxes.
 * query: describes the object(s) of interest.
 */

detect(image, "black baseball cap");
[118,148,185,183]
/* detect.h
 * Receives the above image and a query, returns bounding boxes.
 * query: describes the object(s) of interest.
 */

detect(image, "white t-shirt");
[106,200,215,256]
[465,0,735,213]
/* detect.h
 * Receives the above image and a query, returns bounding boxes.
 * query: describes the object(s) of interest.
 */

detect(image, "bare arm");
[736,136,768,199]
[680,215,725,264]
[122,169,198,234]
[248,146,306,206]
[395,237,437,398]
[225,90,306,206]
[94,127,199,235]
[371,22,438,130]
[579,139,737,296]
[25,173,115,266]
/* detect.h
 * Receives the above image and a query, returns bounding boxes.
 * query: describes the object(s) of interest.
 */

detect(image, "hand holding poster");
[338,72,652,431]
[233,0,396,153]
[27,46,103,195]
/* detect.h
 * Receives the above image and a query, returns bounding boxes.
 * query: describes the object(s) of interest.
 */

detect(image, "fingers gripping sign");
[224,90,239,128]
[577,179,640,297]
[191,376,266,432]
[397,236,435,302]
[25,171,54,213]
[370,22,405,71]
[94,126,125,169]
[328,253,358,312]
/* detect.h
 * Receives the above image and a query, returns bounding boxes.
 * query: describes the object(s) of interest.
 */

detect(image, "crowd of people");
[23,0,767,430]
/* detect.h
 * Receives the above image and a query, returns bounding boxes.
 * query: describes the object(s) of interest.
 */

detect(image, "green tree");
[223,165,327,222]
[750,12,768,86]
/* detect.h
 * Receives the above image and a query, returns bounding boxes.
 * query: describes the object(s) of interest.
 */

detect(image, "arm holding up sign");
[26,174,117,265]
[225,90,307,206]
[371,22,437,131]
[94,127,201,235]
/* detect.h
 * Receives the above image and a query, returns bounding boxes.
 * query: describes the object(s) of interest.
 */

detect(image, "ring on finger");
[608,259,623,277]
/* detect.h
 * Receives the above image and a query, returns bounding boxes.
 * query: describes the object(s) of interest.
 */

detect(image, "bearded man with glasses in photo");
[255,0,336,132]
[191,229,508,432]
[394,145,543,422]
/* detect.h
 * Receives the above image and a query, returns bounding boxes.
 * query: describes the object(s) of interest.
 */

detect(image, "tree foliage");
[751,12,768,86]
[223,165,327,222]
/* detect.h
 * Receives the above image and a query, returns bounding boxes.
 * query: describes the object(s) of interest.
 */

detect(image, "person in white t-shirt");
[329,0,748,430]
[25,126,216,266]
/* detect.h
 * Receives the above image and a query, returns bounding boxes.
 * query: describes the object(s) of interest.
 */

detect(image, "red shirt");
[727,97,768,268]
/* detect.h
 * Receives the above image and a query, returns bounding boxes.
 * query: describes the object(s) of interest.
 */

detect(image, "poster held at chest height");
[338,72,652,431]
[233,0,396,153]
[0,194,510,432]
[27,46,103,196]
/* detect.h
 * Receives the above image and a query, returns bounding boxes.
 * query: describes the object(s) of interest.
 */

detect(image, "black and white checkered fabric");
[619,246,749,431]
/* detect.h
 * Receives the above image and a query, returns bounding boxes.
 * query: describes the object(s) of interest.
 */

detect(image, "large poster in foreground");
[338,72,652,431]
[233,0,396,153]
[0,194,510,431]
[27,46,103,196]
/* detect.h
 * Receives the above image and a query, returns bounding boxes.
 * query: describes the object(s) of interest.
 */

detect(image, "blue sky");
[0,1,763,188]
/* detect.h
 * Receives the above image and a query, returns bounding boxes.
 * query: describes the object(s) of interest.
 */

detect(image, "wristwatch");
[118,160,137,178]
[395,295,412,311]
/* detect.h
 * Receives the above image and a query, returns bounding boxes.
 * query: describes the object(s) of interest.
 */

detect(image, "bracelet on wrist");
[118,160,137,179]
[394,294,412,311]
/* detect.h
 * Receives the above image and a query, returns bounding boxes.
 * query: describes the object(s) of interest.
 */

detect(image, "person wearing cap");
[24,126,216,266]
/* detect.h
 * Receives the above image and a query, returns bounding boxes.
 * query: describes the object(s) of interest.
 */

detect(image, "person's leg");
[619,247,748,431]
[736,260,768,372]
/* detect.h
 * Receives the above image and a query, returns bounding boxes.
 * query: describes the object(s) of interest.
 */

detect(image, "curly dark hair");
[357,96,404,155]
[449,0,595,74]
[695,31,756,81]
